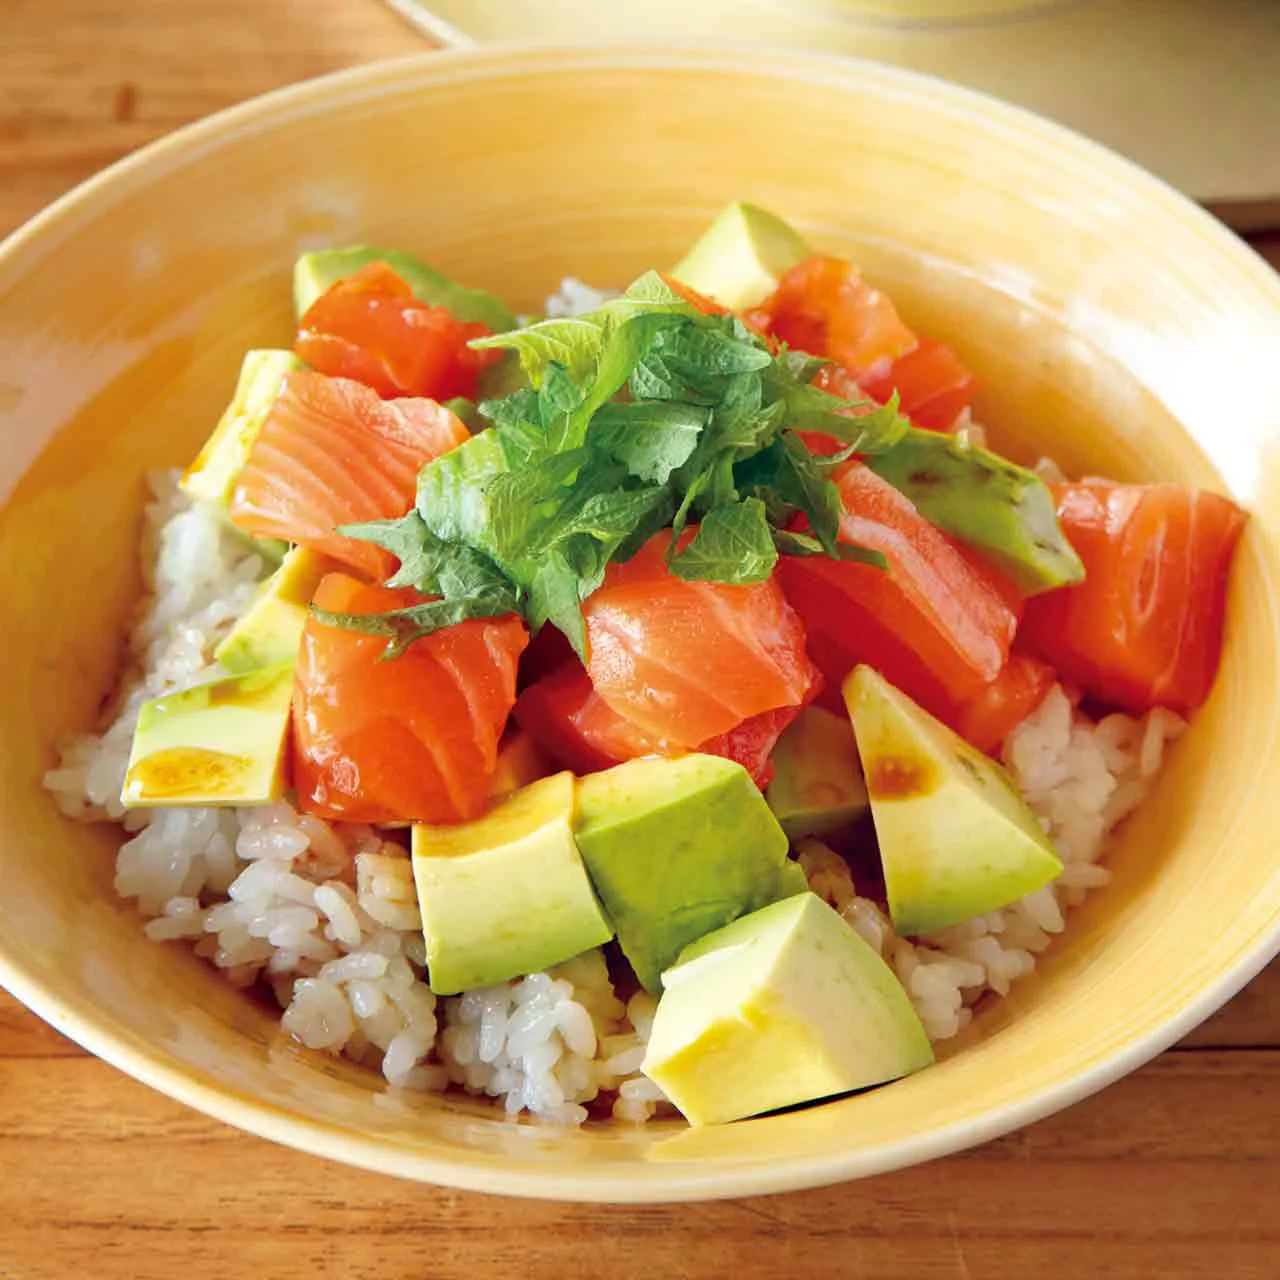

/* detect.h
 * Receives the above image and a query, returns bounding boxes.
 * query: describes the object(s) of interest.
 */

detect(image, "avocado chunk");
[214,547,332,675]
[574,754,800,994]
[410,772,612,995]
[766,707,870,841]
[670,202,810,311]
[844,665,1062,936]
[641,892,933,1126]
[293,245,516,333]
[181,350,302,510]
[122,665,294,809]
[868,428,1085,595]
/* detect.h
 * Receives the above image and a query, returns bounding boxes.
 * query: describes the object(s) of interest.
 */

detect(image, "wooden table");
[2,3,1277,1276]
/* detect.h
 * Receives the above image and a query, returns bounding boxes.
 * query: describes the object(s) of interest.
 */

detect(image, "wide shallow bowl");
[0,44,1278,1203]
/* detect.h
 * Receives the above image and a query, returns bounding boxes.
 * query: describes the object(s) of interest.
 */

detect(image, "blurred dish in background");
[385,0,1280,225]
[754,0,1078,23]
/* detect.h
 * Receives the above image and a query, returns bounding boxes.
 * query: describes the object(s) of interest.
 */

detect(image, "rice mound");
[40,282,1184,1125]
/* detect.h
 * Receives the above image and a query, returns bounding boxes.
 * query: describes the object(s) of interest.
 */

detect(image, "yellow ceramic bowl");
[1,45,1278,1202]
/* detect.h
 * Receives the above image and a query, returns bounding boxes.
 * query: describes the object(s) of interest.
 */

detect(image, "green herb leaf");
[770,528,823,557]
[339,513,515,600]
[549,484,671,545]
[611,488,679,564]
[536,362,589,452]
[732,431,845,555]
[762,355,910,455]
[629,350,708,403]
[776,433,846,556]
[415,429,511,550]
[471,316,605,385]
[526,551,589,660]
[773,348,829,384]
[478,387,540,432]
[669,497,778,584]
[615,270,689,308]
[583,313,689,443]
[785,387,909,454]
[312,593,516,660]
[772,527,889,571]
[653,325,773,376]
[475,388,545,464]
[338,513,431,571]
[589,401,708,483]
[837,542,891,570]
[715,398,787,454]
[471,270,701,385]
[483,448,592,569]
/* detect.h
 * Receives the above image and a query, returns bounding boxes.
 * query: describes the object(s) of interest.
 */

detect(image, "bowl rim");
[2,40,1278,1202]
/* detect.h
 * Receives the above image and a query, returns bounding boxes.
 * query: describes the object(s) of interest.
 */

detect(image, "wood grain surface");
[1,3,1277,1276]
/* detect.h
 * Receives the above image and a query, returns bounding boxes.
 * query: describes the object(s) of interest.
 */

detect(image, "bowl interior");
[1,46,1278,1200]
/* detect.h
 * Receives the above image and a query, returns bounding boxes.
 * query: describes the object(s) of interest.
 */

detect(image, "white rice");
[797,687,1182,1042]
[542,277,618,318]
[40,296,1186,1124]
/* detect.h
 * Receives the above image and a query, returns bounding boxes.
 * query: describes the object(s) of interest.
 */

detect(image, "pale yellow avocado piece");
[844,666,1063,936]
[215,547,332,675]
[642,892,933,1126]
[181,349,302,508]
[122,665,294,809]
[670,202,810,311]
[766,706,870,841]
[411,772,612,996]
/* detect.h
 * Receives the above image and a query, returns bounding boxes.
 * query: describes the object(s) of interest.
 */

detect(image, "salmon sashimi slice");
[514,662,665,775]
[778,463,1018,721]
[944,653,1057,756]
[296,261,502,402]
[747,255,918,380]
[515,661,808,788]
[696,703,807,789]
[293,573,528,823]
[858,337,980,433]
[229,370,469,581]
[1021,481,1246,713]
[581,530,820,750]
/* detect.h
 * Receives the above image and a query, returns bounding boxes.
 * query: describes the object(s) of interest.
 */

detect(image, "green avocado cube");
[641,892,934,1126]
[670,202,809,311]
[574,754,800,994]
[844,665,1063,936]
[410,772,612,996]
[181,349,301,510]
[868,428,1085,595]
[215,547,332,675]
[766,706,870,841]
[122,665,294,809]
[293,245,516,333]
